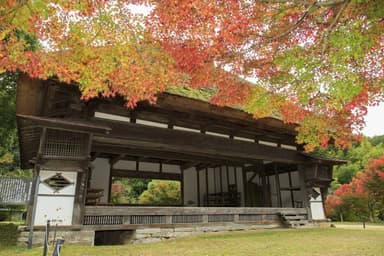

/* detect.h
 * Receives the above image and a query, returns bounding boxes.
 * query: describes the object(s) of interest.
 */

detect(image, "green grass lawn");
[1,228,383,256]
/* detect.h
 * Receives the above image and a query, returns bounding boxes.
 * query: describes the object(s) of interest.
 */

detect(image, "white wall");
[90,158,110,202]
[310,187,326,220]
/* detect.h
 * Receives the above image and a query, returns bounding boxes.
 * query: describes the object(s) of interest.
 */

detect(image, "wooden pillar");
[288,170,295,208]
[213,167,217,194]
[205,168,209,206]
[181,169,184,206]
[261,167,269,207]
[226,166,230,189]
[73,167,88,225]
[135,158,139,172]
[274,163,282,207]
[234,166,238,187]
[28,127,47,225]
[219,166,223,196]
[197,169,201,206]
[107,162,113,203]
[298,164,312,220]
[242,167,247,206]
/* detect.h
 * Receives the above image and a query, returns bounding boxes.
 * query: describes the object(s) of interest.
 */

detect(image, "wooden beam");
[91,121,307,164]
[17,114,111,134]
[92,145,243,166]
[111,169,181,180]
[109,154,126,167]
[90,152,100,161]
[96,102,297,145]
[180,162,198,171]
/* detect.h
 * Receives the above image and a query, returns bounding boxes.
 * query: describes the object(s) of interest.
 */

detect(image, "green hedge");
[0,223,19,246]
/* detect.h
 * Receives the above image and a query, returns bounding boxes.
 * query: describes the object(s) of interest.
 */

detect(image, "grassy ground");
[0,223,19,247]
[1,228,383,256]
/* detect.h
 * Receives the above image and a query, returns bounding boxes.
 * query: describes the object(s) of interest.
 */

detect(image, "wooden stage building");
[16,75,343,245]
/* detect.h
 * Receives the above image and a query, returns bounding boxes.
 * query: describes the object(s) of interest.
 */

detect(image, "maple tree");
[139,180,181,205]
[325,155,384,221]
[1,0,383,150]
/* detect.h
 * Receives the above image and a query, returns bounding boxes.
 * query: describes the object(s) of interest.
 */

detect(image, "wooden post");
[298,164,312,220]
[288,170,295,208]
[135,158,139,172]
[234,166,238,187]
[261,167,269,207]
[213,167,217,194]
[181,169,184,206]
[242,167,247,206]
[205,168,209,206]
[226,165,230,190]
[196,169,201,206]
[274,163,282,207]
[108,160,113,203]
[27,175,40,249]
[219,166,223,196]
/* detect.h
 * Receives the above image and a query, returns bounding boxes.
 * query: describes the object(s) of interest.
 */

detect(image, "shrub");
[0,223,19,246]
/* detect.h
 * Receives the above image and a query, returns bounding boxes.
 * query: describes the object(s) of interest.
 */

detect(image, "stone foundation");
[130,222,281,244]
[18,227,95,246]
[18,221,283,246]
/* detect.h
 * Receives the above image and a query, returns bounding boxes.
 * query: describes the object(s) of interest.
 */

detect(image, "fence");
[0,177,32,205]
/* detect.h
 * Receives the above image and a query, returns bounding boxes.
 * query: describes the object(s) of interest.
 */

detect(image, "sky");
[362,103,384,137]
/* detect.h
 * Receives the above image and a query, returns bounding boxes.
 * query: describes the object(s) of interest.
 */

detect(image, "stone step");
[288,220,309,225]
[282,215,306,220]
[292,222,319,228]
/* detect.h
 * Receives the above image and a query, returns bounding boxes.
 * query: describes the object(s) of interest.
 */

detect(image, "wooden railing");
[83,206,307,226]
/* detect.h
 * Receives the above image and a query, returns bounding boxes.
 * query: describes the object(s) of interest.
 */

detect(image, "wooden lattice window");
[43,129,88,159]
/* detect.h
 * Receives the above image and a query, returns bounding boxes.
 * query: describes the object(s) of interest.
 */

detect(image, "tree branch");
[265,2,319,41]
[320,0,350,53]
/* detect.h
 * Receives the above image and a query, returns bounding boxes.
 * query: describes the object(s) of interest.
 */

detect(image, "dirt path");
[334,224,384,230]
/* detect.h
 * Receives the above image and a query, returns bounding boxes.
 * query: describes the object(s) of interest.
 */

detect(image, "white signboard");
[34,170,77,225]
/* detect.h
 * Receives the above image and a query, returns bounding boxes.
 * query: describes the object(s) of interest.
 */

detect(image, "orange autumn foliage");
[1,1,383,150]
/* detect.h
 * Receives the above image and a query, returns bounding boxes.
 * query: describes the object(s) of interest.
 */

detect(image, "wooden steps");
[279,212,313,228]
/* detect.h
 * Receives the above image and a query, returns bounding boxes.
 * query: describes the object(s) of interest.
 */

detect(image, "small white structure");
[34,170,77,225]
[310,187,326,220]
